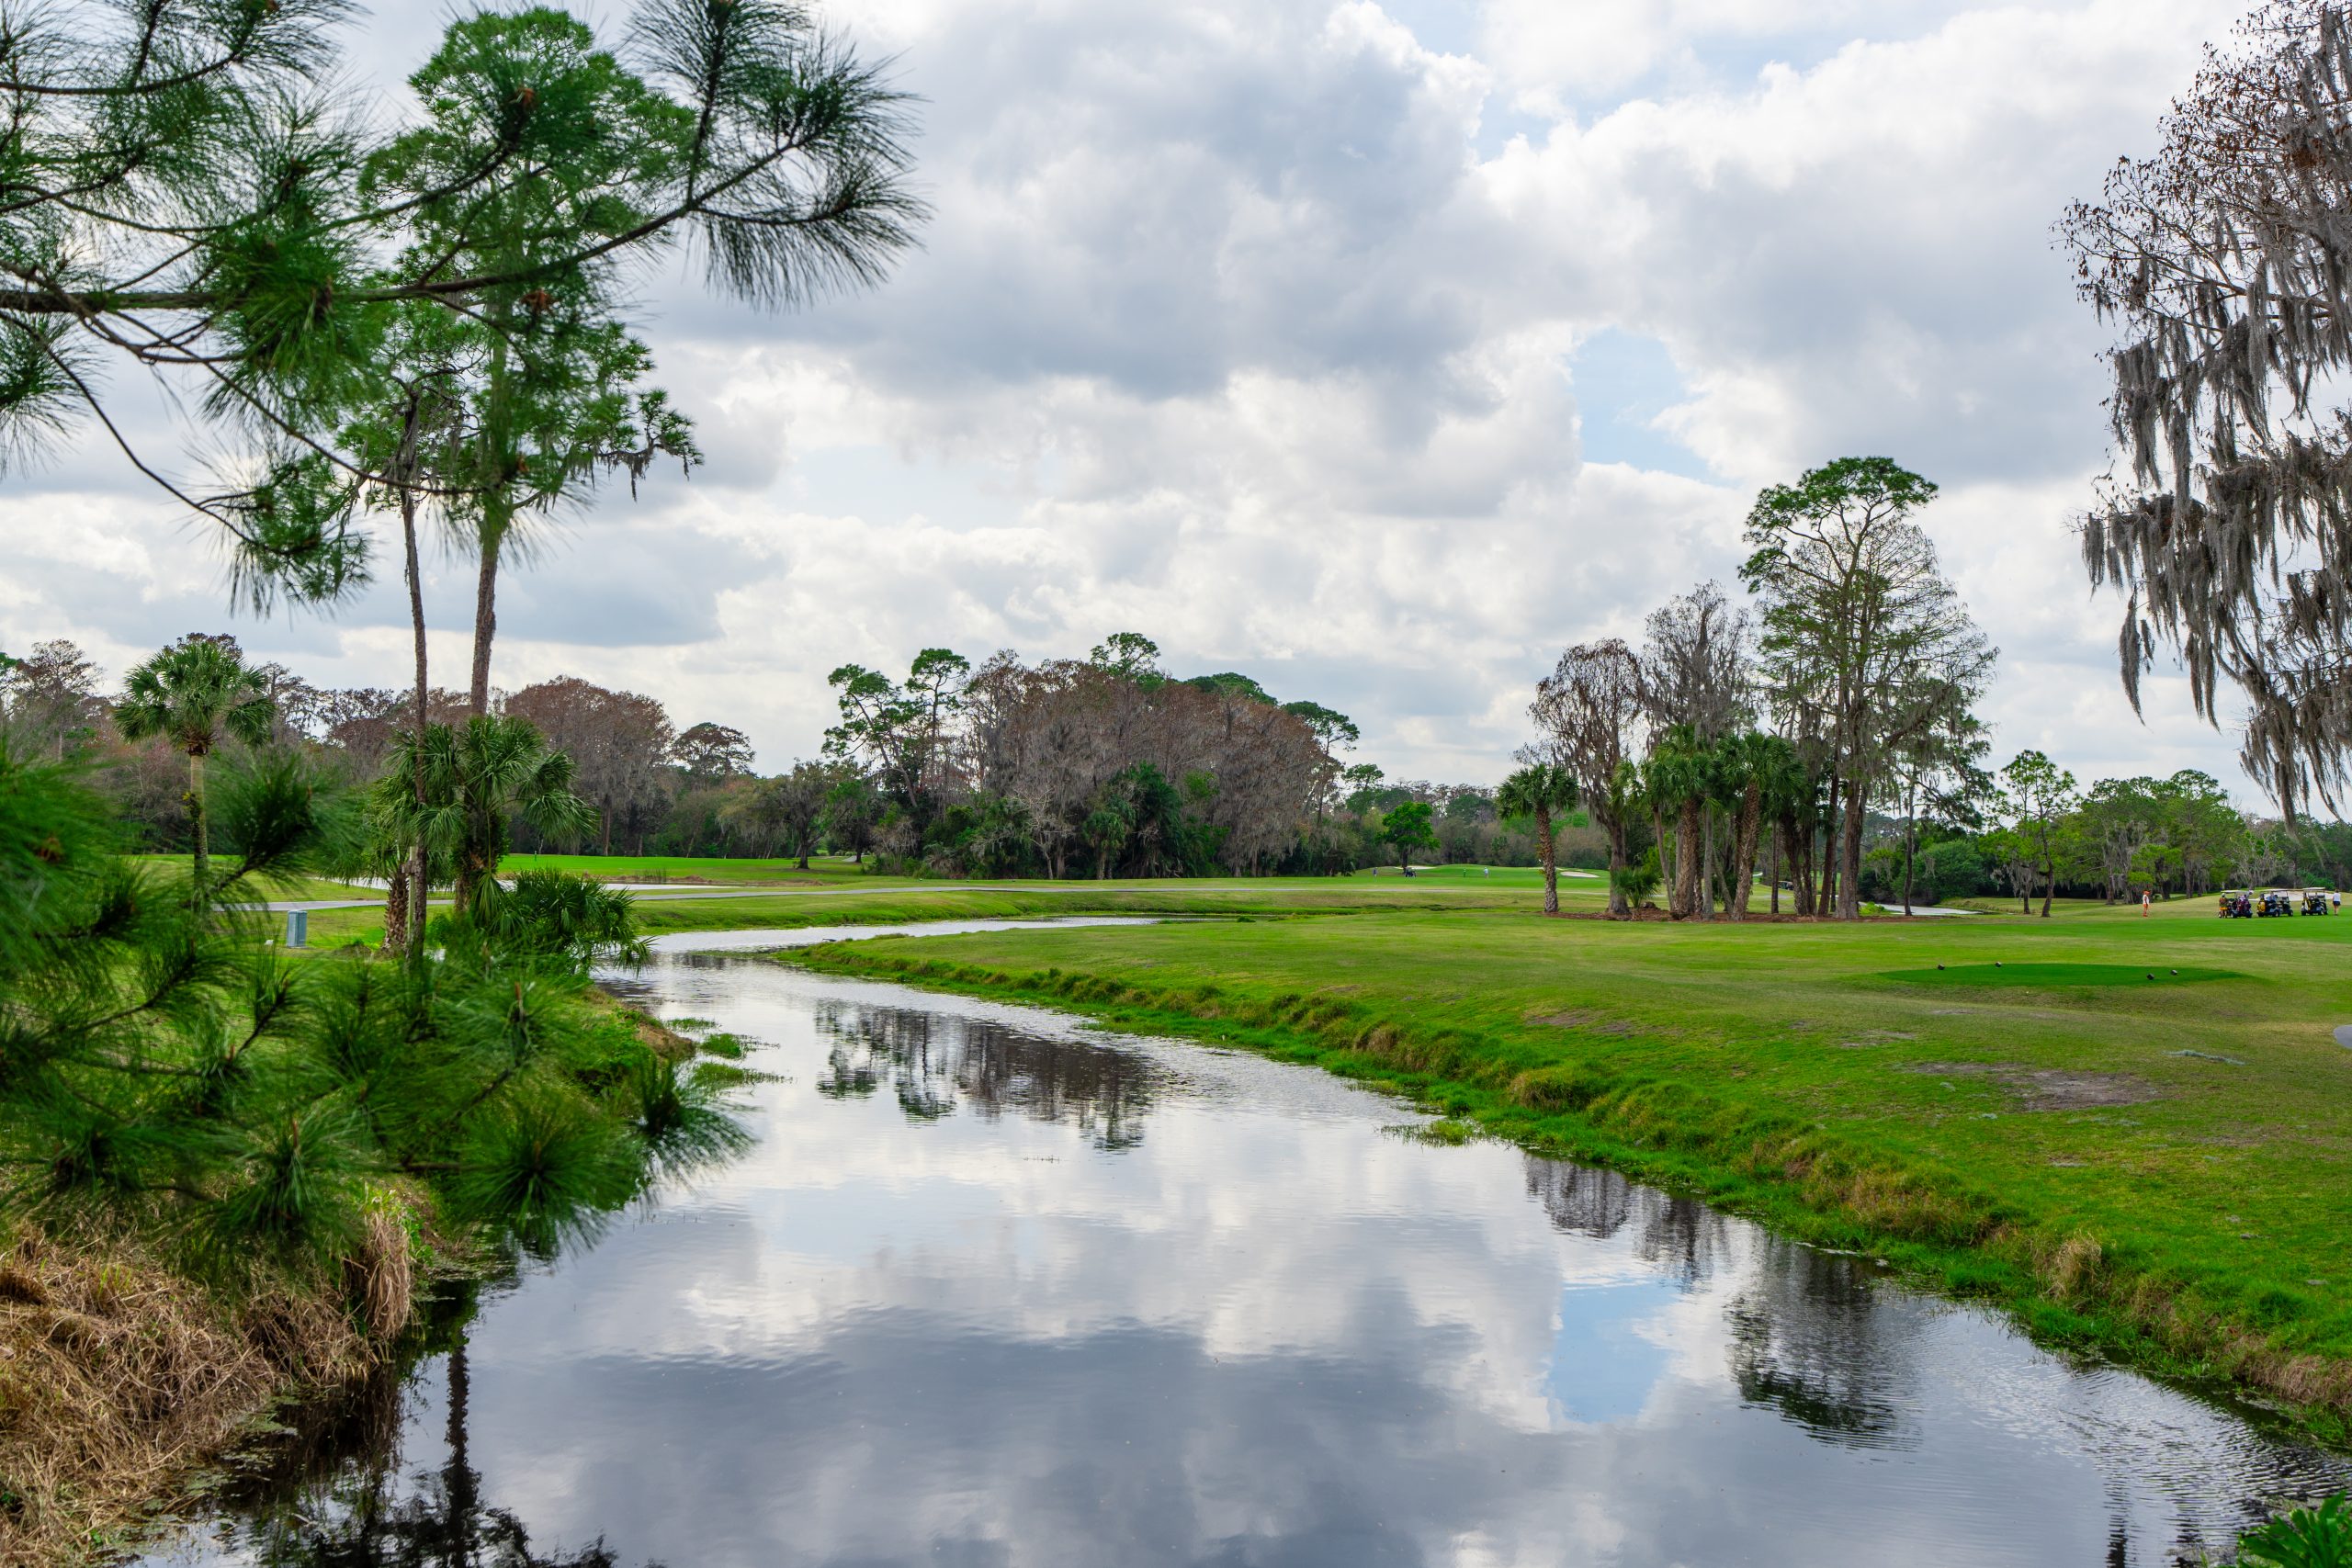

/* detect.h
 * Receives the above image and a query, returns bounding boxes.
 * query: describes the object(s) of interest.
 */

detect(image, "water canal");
[133,921,2352,1566]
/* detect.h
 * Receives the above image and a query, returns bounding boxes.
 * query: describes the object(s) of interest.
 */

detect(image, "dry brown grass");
[0,1223,391,1568]
[2041,1232,2107,1302]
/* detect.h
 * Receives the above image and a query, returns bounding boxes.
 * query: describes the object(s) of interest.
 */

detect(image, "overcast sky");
[0,0,2270,795]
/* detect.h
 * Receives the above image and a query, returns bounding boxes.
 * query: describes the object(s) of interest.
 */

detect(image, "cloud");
[0,0,2280,799]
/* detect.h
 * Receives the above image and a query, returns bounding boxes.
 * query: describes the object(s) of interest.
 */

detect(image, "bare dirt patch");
[1897,1061,2159,1111]
[1532,1011,1633,1034]
[1835,1030,1921,1049]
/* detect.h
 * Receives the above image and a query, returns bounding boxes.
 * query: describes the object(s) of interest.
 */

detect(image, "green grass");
[131,855,379,903]
[498,852,883,885]
[773,896,2352,1434]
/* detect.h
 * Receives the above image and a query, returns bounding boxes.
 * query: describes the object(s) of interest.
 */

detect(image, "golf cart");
[2260,888,2296,917]
[2306,888,2336,915]
[2220,889,2255,918]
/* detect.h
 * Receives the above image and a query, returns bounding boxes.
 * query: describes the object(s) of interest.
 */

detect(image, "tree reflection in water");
[1723,1239,1917,1450]
[810,1000,1163,1148]
[165,1298,641,1568]
[1522,1159,1731,1286]
[195,1335,635,1568]
[1524,1156,1921,1450]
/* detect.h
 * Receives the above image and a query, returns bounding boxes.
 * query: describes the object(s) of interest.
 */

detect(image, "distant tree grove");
[1516,456,2350,920]
[0,631,1584,879]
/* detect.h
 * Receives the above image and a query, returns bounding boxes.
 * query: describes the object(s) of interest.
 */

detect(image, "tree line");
[0,635,784,862]
[5,629,1576,882]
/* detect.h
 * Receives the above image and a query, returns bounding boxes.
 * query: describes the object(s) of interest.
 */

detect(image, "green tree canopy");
[114,635,277,900]
[1379,799,1437,876]
[1741,456,1994,920]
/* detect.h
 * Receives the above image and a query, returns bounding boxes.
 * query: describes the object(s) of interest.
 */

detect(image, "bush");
[1611,848,1662,908]
[2237,1495,2352,1567]
[0,745,737,1298]
[434,868,646,973]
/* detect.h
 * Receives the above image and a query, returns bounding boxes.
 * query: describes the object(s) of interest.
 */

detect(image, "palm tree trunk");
[1537,807,1558,916]
[1730,784,1760,920]
[1701,807,1717,920]
[1792,822,1815,918]
[1818,773,1839,915]
[382,866,411,952]
[187,750,209,909]
[1605,818,1629,919]
[1671,801,1701,919]
[1901,774,1918,917]
[1653,804,1670,910]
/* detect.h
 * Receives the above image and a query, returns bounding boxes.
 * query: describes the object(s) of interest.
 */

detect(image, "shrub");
[2237,1494,2352,1567]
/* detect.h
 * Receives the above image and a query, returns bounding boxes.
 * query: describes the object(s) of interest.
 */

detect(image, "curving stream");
[132,920,2352,1567]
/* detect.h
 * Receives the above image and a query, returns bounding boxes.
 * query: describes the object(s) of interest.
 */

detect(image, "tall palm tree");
[376,715,595,924]
[1644,725,1709,920]
[114,637,276,903]
[1751,737,1815,917]
[1498,762,1580,916]
[1711,734,1783,921]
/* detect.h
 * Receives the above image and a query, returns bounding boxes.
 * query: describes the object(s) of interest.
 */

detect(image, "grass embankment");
[787,897,2352,1434]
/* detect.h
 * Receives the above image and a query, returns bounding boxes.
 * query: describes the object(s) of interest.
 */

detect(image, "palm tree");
[376,715,595,923]
[114,637,276,903]
[1498,762,1580,916]
[1597,759,1645,919]
[1751,737,1815,917]
[1710,734,1776,921]
[1643,725,1709,919]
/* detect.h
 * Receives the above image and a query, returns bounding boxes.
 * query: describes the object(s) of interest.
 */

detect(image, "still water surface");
[136,920,2352,1567]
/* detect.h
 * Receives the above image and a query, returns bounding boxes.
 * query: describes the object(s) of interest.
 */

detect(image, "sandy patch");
[1898,1061,2159,1111]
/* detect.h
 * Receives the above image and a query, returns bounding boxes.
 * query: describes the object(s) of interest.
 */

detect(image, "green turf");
[766,894,2352,1434]
[293,867,1590,946]
[131,855,379,903]
[499,852,878,885]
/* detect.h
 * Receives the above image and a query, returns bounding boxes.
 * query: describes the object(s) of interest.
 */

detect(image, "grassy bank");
[783,897,2352,1435]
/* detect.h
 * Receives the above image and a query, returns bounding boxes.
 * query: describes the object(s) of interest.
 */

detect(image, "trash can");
[285,908,308,948]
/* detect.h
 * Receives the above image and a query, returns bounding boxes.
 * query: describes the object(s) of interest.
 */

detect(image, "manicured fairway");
[292,867,1587,945]
[131,855,379,904]
[499,852,876,884]
[786,896,2352,1431]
